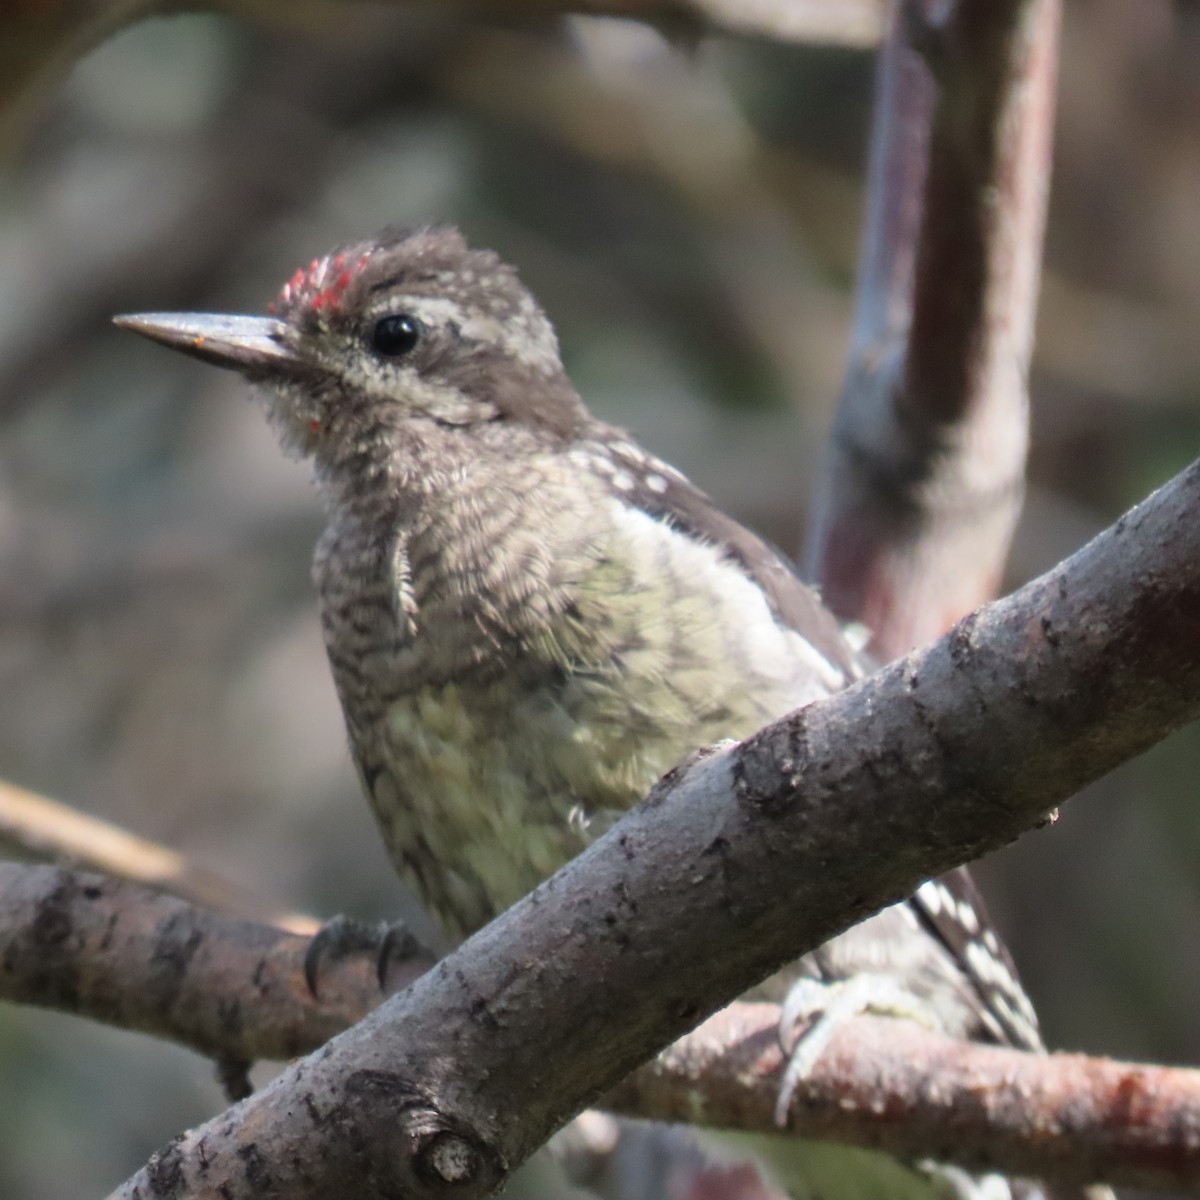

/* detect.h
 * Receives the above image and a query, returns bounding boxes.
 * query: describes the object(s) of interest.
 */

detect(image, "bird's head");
[115,226,588,471]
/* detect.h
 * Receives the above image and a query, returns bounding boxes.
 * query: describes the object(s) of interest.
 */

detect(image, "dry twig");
[0,780,316,935]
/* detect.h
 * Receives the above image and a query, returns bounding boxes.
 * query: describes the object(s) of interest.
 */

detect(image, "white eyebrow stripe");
[373,295,469,329]
[369,295,560,372]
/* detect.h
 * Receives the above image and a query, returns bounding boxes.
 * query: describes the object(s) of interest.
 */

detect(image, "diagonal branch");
[0,779,317,935]
[104,453,1200,1200]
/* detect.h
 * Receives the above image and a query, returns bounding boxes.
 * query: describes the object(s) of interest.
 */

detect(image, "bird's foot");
[303,915,426,997]
[774,974,936,1126]
[213,1054,254,1103]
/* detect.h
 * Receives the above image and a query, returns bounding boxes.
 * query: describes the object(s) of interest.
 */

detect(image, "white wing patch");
[916,879,944,915]
[605,500,846,707]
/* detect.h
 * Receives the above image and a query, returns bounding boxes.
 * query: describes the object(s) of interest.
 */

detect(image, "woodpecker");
[117,226,1062,1200]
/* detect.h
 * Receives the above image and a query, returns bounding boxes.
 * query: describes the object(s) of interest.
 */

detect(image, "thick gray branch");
[107,456,1200,1199]
[0,862,430,1062]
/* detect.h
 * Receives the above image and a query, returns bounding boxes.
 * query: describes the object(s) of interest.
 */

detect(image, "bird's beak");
[113,312,304,378]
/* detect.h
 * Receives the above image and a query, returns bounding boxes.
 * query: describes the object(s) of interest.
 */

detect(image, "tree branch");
[104,454,1200,1199]
[0,861,429,1062]
[450,0,886,44]
[806,0,1060,659]
[0,780,316,935]
[1,1,883,145]
[4,859,1199,1192]
[607,1005,1200,1193]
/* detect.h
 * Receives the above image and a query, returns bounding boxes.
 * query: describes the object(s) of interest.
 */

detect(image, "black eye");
[371,313,423,357]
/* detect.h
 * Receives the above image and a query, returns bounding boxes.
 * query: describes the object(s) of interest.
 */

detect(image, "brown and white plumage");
[117,226,1084,1200]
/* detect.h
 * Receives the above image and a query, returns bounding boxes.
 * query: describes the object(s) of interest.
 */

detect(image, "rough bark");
[5,858,1200,1192]
[106,455,1200,1199]
[608,1005,1200,1193]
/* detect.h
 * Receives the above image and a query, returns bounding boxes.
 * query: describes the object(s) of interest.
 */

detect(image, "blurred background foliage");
[2,2,1200,1195]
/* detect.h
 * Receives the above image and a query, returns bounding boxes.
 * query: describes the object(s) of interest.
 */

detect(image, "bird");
[116,225,1066,1200]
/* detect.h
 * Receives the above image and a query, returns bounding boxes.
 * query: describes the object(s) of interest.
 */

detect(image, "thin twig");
[0,779,316,934]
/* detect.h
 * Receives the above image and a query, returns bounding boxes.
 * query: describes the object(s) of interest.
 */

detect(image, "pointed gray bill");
[113,312,303,377]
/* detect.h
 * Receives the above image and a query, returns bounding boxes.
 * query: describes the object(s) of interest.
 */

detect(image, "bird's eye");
[371,313,423,357]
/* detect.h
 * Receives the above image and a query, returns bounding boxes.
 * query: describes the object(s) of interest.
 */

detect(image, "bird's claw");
[774,974,934,1127]
[303,915,424,997]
